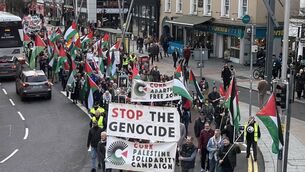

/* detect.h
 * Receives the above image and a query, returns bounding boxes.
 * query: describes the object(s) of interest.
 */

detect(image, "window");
[190,0,197,14]
[238,0,248,18]
[176,0,182,13]
[203,0,211,15]
[165,0,172,12]
[221,0,230,17]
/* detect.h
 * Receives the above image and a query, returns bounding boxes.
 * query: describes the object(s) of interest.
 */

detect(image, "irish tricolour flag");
[257,94,284,154]
[64,22,77,41]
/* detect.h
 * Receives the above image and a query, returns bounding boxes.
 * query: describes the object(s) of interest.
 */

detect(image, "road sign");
[242,15,251,24]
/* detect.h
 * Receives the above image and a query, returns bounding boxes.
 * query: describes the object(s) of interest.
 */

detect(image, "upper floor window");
[221,0,230,17]
[203,0,211,16]
[176,0,183,13]
[190,0,198,14]
[238,0,248,18]
[165,0,172,12]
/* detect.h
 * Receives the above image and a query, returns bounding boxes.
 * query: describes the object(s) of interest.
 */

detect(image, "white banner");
[131,79,181,102]
[106,136,177,172]
[107,103,180,142]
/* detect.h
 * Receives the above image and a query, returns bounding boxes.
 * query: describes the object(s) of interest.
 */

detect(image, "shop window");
[221,0,230,17]
[176,0,183,13]
[190,0,198,14]
[238,0,248,18]
[165,0,172,12]
[203,0,211,16]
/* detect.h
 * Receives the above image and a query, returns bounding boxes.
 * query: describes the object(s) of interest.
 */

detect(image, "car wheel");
[46,92,52,100]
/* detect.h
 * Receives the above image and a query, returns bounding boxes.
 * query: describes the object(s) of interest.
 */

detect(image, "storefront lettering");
[274,30,284,37]
[213,26,228,33]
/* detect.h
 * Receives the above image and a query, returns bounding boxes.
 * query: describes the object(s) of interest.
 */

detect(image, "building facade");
[131,0,160,38]
[160,0,300,64]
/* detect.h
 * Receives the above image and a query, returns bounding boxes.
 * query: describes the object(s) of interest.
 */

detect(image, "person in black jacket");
[218,136,241,172]
[87,121,103,172]
[179,136,197,172]
[97,132,111,172]
[172,48,180,68]
[221,64,232,91]
[194,114,207,146]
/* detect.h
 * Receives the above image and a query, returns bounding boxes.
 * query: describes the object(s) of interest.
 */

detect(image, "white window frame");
[221,0,230,17]
[176,0,183,13]
[165,0,172,12]
[238,0,248,18]
[190,0,198,14]
[203,0,212,16]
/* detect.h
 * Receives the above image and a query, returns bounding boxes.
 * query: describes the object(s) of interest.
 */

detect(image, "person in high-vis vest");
[122,56,129,71]
[90,110,105,131]
[129,53,137,67]
[89,105,105,116]
[244,116,261,161]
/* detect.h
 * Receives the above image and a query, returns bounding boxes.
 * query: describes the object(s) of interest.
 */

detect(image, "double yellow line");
[248,153,258,172]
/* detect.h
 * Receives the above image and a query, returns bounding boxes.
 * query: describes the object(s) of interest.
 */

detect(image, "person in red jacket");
[199,122,215,172]
[183,46,191,66]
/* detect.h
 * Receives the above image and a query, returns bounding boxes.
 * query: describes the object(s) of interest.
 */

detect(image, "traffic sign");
[242,15,251,24]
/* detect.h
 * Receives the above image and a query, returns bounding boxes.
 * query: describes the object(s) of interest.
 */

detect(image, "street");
[0,78,89,172]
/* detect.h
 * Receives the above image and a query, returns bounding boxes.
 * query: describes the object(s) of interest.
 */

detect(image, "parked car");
[16,70,52,101]
[0,56,25,78]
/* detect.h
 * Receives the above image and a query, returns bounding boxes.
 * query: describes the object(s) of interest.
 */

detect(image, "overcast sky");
[301,0,305,8]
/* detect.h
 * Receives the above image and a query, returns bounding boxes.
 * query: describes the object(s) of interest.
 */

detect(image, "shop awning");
[166,16,213,27]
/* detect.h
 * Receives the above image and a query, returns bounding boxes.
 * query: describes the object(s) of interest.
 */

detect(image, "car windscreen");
[26,75,47,82]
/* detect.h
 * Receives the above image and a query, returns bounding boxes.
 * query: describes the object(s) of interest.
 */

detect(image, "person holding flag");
[244,116,261,161]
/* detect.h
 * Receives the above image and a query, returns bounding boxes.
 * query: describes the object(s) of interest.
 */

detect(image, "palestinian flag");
[80,75,89,103]
[219,85,226,97]
[85,61,94,74]
[98,57,105,74]
[49,44,59,70]
[110,41,121,50]
[102,33,109,48]
[66,70,77,91]
[189,69,204,102]
[81,31,93,47]
[132,64,140,79]
[30,35,46,69]
[50,28,62,42]
[257,94,284,154]
[174,63,183,80]
[173,78,193,101]
[55,45,67,73]
[64,21,77,41]
[87,74,99,110]
[23,33,31,45]
[225,77,241,130]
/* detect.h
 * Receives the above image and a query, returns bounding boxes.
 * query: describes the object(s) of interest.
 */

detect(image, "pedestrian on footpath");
[183,46,191,67]
[296,69,304,99]
[172,48,180,68]
[244,116,261,161]
[199,122,214,172]
[257,76,268,108]
[97,132,111,172]
[87,121,104,172]
[179,136,197,172]
[221,64,232,91]
[207,129,223,172]
[218,136,241,172]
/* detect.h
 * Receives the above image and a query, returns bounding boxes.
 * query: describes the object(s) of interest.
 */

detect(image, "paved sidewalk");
[131,48,305,172]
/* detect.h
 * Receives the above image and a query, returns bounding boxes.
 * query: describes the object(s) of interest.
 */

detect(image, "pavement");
[130,46,305,172]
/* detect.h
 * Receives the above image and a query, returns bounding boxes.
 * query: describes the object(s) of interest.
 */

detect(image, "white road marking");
[17,111,25,121]
[9,124,12,137]
[23,128,29,140]
[2,88,7,95]
[0,149,19,163]
[9,99,15,106]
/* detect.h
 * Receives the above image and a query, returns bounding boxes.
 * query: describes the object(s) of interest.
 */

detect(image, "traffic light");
[275,84,287,109]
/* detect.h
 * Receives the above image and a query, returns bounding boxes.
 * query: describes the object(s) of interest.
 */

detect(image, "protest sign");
[106,136,177,172]
[106,103,180,142]
[131,79,181,102]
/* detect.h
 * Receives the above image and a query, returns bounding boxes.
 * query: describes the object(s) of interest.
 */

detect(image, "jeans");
[209,158,219,172]
[201,148,209,170]
[91,147,98,169]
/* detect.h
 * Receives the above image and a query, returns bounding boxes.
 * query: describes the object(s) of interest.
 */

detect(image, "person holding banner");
[97,132,111,172]
[179,136,197,172]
